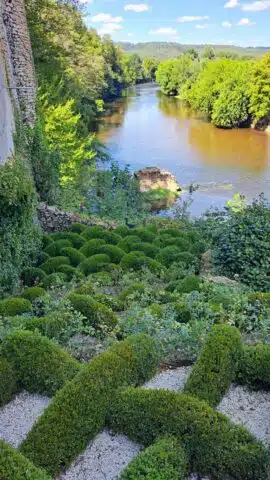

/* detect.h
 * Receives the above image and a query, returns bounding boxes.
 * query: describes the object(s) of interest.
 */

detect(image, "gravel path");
[0,392,50,448]
[144,366,192,391]
[59,430,142,480]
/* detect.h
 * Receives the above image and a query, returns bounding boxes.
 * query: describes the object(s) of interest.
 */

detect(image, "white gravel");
[0,391,50,448]
[144,366,192,391]
[58,430,142,480]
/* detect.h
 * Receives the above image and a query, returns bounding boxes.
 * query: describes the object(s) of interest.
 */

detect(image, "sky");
[79,0,270,47]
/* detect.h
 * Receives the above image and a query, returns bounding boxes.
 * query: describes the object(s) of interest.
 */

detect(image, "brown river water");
[98,83,270,216]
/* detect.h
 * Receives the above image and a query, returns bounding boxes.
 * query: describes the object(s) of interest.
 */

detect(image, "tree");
[121,54,144,85]
[201,45,215,60]
[185,48,199,60]
[156,59,182,95]
[249,53,270,126]
[142,57,159,81]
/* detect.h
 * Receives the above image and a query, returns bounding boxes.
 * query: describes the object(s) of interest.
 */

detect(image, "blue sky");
[80,0,270,47]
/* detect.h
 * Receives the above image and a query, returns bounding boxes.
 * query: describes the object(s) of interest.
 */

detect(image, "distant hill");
[117,42,270,59]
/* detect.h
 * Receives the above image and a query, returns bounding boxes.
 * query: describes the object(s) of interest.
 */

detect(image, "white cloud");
[242,0,270,11]
[222,21,233,27]
[91,13,123,23]
[237,17,256,25]
[224,0,239,8]
[78,0,93,4]
[98,23,123,35]
[124,4,149,12]
[196,24,210,29]
[177,15,209,22]
[149,27,178,36]
[127,32,133,36]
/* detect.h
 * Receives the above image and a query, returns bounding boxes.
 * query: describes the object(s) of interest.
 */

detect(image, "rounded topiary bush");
[79,254,110,275]
[44,240,72,257]
[0,357,16,407]
[0,440,51,480]
[42,273,68,289]
[82,227,121,245]
[173,275,201,294]
[70,222,86,234]
[132,228,155,243]
[21,287,46,302]
[57,265,84,281]
[40,256,71,274]
[118,235,142,253]
[177,252,195,267]
[0,298,32,317]
[120,252,147,271]
[82,226,106,240]
[159,228,182,238]
[22,268,47,287]
[237,344,270,390]
[60,247,85,267]
[97,245,125,264]
[42,234,53,249]
[145,258,164,273]
[157,246,183,267]
[68,293,118,330]
[37,252,50,266]
[50,232,85,249]
[1,330,80,396]
[80,239,106,257]
[130,242,159,259]
[114,225,132,237]
[164,237,190,251]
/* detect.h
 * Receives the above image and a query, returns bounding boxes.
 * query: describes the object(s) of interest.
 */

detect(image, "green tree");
[249,53,270,126]
[142,57,159,81]
[156,59,182,95]
[201,45,215,60]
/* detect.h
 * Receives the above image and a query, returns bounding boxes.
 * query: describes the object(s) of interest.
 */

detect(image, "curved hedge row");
[237,344,270,390]
[0,440,51,480]
[1,331,80,396]
[21,334,159,475]
[120,436,187,480]
[108,387,268,480]
[184,325,242,406]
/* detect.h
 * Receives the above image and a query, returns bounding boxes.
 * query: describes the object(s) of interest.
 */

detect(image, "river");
[99,83,270,216]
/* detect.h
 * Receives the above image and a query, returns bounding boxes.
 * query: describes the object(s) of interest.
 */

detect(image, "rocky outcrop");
[135,167,181,193]
[38,203,116,233]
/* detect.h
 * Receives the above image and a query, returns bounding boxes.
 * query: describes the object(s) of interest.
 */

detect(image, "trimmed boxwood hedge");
[82,227,121,245]
[57,265,84,281]
[118,235,142,252]
[42,273,67,288]
[0,440,51,480]
[237,344,270,390]
[80,239,106,257]
[60,247,85,267]
[0,298,32,317]
[21,287,46,302]
[40,256,70,274]
[120,436,187,480]
[132,228,155,243]
[156,246,184,267]
[173,275,201,294]
[70,222,86,234]
[22,267,47,287]
[68,293,118,330]
[21,334,158,476]
[79,254,110,275]
[130,242,159,259]
[108,387,268,480]
[184,325,242,407]
[97,245,125,264]
[42,234,53,249]
[50,232,84,249]
[44,240,72,257]
[0,356,16,407]
[114,225,132,237]
[1,331,80,396]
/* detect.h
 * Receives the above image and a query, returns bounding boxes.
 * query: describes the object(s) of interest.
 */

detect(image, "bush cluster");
[44,240,72,257]
[60,247,85,267]
[237,344,270,390]
[21,287,46,302]
[1,331,80,396]
[184,325,242,406]
[82,227,121,245]
[80,239,106,257]
[108,387,268,480]
[130,242,159,259]
[0,298,32,317]
[120,436,187,480]
[40,256,71,274]
[79,254,110,275]
[0,356,16,407]
[0,440,51,480]
[50,232,84,249]
[98,245,125,264]
[21,334,158,475]
[68,293,118,330]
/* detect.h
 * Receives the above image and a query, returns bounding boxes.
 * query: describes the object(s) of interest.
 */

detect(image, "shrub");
[94,293,123,312]
[145,258,164,274]
[108,387,268,480]
[190,240,207,256]
[119,283,146,306]
[82,227,121,245]
[68,293,118,330]
[60,247,85,267]
[118,235,142,252]
[171,302,191,323]
[0,357,16,406]
[21,334,158,475]
[21,287,46,302]
[42,234,53,249]
[97,245,125,264]
[237,344,270,390]
[42,273,67,288]
[57,265,83,281]
[153,234,174,248]
[0,298,32,317]
[44,240,72,257]
[114,225,132,236]
[80,239,106,257]
[37,252,50,266]
[22,267,47,287]
[70,223,86,234]
[130,242,159,258]
[176,252,195,267]
[120,436,187,480]
[50,232,84,249]
[73,280,96,295]
[40,256,71,274]
[184,325,242,406]
[174,275,201,294]
[164,237,190,251]
[159,228,183,238]
[120,252,147,271]
[248,292,270,307]
[157,246,183,267]
[89,271,113,286]
[79,254,110,275]
[1,331,80,396]
[0,440,51,480]
[132,228,155,243]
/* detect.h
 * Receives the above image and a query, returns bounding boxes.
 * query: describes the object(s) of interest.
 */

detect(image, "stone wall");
[1,0,36,126]
[38,203,117,233]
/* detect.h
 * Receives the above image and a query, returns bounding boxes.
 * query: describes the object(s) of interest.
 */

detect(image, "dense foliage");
[156,53,270,129]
